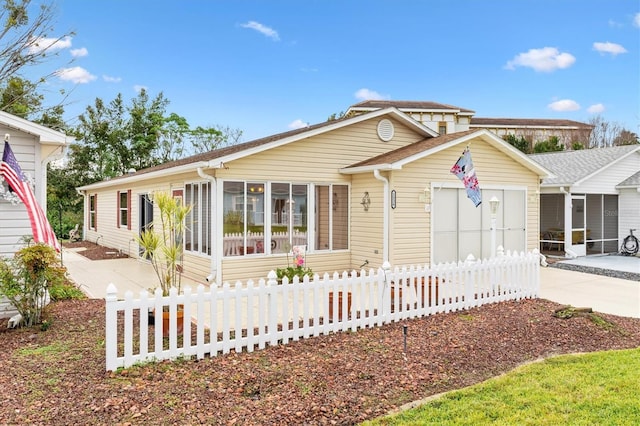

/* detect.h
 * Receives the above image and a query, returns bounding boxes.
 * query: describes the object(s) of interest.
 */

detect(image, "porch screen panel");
[315,185,329,251]
[432,188,458,264]
[332,185,348,250]
[291,184,308,249]
[223,181,245,257]
[586,195,602,253]
[603,195,618,253]
[202,183,211,255]
[248,183,265,254]
[271,183,291,254]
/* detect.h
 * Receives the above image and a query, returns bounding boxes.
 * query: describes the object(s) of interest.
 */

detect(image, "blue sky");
[30,1,640,142]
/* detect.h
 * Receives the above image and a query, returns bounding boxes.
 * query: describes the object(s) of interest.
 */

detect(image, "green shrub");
[0,244,59,327]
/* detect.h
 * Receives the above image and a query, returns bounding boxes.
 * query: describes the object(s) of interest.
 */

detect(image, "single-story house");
[530,145,640,257]
[77,107,550,284]
[0,111,68,319]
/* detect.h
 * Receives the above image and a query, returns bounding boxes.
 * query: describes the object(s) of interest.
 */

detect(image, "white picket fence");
[223,230,307,256]
[105,250,541,371]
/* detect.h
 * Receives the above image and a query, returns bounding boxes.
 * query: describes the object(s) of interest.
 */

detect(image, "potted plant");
[136,191,191,336]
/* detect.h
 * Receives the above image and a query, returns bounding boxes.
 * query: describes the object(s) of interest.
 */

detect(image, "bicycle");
[620,229,639,256]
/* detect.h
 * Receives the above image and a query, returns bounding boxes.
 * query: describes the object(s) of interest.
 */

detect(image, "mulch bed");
[1,295,639,425]
[63,240,130,260]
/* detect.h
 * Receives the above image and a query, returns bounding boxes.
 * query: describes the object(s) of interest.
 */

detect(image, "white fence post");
[105,283,118,371]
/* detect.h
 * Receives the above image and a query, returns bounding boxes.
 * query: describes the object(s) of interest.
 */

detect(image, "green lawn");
[364,348,640,425]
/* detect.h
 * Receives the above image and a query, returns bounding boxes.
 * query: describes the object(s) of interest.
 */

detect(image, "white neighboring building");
[0,111,69,319]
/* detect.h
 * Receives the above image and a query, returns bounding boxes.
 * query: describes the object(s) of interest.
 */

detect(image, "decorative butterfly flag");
[450,146,482,207]
[1,137,60,252]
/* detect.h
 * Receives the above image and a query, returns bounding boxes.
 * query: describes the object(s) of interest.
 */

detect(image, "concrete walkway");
[62,248,205,299]
[62,248,640,319]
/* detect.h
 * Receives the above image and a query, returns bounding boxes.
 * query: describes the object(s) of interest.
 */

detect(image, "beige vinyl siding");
[350,173,384,269]
[213,118,423,183]
[389,140,540,266]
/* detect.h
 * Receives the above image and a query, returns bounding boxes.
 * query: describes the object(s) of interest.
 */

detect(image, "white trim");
[0,111,69,145]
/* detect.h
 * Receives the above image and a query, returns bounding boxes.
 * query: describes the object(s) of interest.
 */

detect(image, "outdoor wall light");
[419,185,430,202]
[361,192,371,211]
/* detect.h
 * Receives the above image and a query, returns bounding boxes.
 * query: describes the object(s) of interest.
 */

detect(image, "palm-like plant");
[136,191,191,297]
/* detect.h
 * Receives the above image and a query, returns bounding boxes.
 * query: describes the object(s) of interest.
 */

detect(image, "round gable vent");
[377,119,394,142]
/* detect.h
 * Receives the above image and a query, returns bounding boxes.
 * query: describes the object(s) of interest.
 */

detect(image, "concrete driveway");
[539,266,639,318]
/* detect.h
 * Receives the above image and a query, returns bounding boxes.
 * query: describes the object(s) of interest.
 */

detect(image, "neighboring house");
[346,100,593,147]
[0,111,68,319]
[77,107,549,284]
[530,145,640,257]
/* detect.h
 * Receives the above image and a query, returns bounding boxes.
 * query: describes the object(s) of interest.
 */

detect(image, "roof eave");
[77,161,211,191]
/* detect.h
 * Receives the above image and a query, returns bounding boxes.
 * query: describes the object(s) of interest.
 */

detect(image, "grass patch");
[17,342,69,358]
[364,348,640,425]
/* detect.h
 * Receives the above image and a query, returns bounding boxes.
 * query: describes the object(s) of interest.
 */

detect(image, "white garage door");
[432,188,526,264]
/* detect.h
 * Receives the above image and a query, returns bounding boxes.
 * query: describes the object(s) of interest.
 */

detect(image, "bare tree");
[0,0,74,118]
[588,115,625,148]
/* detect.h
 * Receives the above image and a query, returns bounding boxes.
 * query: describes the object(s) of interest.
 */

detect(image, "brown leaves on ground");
[1,298,639,425]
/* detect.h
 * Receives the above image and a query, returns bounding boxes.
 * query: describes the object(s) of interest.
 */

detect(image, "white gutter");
[77,161,210,191]
[197,167,218,283]
[373,169,389,263]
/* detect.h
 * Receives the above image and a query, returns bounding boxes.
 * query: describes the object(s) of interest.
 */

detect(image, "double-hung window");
[118,190,130,229]
[89,194,97,230]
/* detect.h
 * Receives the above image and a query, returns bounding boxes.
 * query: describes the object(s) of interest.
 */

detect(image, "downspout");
[197,167,218,282]
[373,169,389,263]
[76,188,86,242]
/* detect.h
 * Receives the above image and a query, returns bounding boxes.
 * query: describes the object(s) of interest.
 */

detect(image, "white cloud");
[28,36,72,54]
[587,103,605,114]
[288,119,308,129]
[103,75,122,83]
[505,47,575,72]
[634,13,640,27]
[547,99,580,112]
[608,19,623,28]
[241,21,280,41]
[354,88,388,101]
[56,66,96,84]
[134,85,148,93]
[70,47,88,58]
[593,41,627,55]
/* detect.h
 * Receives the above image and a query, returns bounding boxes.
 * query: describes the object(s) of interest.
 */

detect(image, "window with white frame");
[185,182,211,255]
[89,194,97,230]
[222,181,347,257]
[118,190,130,228]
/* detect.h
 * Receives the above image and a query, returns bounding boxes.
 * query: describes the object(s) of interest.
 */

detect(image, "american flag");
[1,138,60,252]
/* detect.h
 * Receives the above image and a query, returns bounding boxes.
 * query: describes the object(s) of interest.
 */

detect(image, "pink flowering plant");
[276,245,313,283]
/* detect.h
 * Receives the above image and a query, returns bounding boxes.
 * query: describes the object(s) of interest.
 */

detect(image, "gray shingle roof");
[471,117,592,129]
[529,145,640,186]
[348,100,475,114]
[617,170,640,188]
